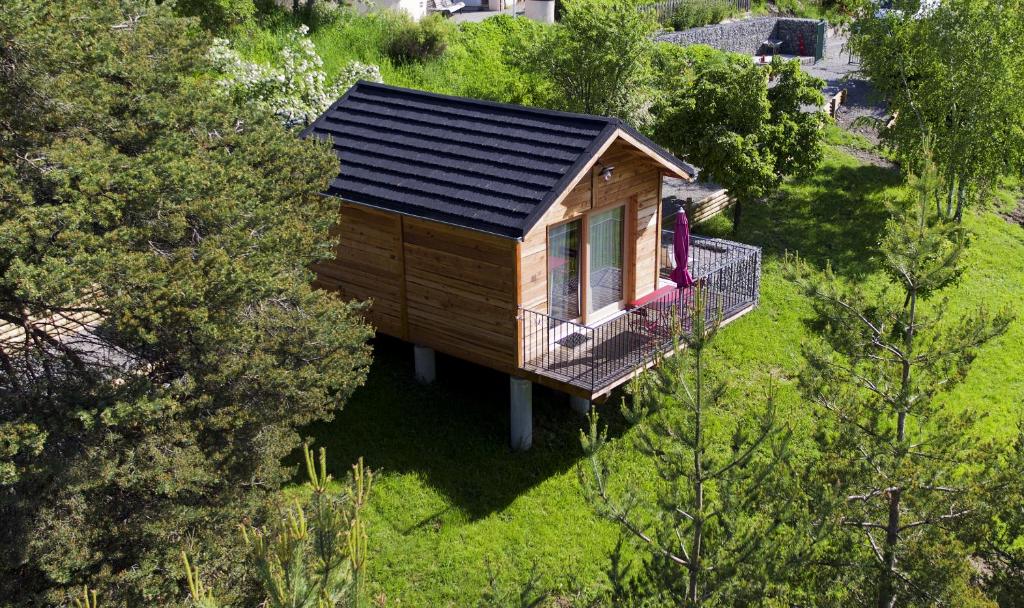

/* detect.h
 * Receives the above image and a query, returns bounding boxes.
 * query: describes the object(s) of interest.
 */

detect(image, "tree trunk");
[877,484,902,608]
[945,174,955,218]
[688,346,705,606]
[878,287,916,608]
[954,182,966,223]
[943,174,955,217]
[731,199,743,236]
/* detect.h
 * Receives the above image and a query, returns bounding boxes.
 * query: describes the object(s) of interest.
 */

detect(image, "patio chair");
[629,285,689,345]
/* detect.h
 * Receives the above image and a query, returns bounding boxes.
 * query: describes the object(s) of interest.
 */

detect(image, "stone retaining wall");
[656,17,825,58]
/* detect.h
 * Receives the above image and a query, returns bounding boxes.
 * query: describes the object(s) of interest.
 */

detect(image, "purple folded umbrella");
[669,209,695,289]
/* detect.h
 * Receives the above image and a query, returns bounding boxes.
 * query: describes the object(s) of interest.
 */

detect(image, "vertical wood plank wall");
[518,138,665,318]
[312,204,519,374]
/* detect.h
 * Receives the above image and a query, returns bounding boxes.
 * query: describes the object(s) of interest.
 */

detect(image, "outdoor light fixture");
[600,165,615,182]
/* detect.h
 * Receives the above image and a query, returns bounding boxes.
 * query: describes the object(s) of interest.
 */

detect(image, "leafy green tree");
[849,0,1024,221]
[529,0,658,129]
[580,292,803,606]
[184,445,374,608]
[0,1,372,604]
[454,15,550,106]
[653,46,826,232]
[786,162,1012,606]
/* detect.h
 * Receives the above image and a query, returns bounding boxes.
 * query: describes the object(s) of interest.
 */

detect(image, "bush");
[175,0,256,31]
[293,0,348,30]
[455,15,550,104]
[667,0,733,30]
[386,14,453,64]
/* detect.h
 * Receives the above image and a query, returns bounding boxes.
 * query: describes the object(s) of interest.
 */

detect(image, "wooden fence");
[643,0,752,22]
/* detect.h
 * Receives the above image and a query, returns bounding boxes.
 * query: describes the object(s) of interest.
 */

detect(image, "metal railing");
[661,231,748,280]
[520,235,761,393]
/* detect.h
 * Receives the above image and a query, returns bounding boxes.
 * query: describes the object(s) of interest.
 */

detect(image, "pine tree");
[243,446,372,608]
[0,1,373,603]
[184,444,374,608]
[786,161,1012,606]
[972,426,1024,607]
[579,291,800,606]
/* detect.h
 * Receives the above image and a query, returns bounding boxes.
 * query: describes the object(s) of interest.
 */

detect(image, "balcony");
[519,235,761,396]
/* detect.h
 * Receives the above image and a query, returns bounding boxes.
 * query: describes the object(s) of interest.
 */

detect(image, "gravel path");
[804,29,890,146]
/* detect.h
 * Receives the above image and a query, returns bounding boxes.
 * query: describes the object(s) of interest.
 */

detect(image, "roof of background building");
[303,81,694,239]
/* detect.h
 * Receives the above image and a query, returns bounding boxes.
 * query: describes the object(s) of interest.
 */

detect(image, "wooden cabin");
[304,82,761,449]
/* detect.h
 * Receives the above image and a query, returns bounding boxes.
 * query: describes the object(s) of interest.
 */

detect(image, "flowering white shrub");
[208,26,382,127]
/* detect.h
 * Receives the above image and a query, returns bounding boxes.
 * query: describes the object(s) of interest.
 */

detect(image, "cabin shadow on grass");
[301,335,631,520]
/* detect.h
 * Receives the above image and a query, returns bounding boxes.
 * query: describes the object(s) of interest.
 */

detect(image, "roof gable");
[304,82,693,239]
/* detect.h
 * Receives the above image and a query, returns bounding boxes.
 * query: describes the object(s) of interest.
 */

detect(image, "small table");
[764,39,783,58]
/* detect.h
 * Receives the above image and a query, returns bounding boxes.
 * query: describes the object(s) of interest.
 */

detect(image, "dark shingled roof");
[303,81,694,239]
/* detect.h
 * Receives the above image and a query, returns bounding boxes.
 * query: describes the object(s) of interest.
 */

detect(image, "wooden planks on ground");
[0,293,103,349]
[690,189,735,225]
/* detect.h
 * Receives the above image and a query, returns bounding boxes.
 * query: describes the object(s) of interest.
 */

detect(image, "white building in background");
[352,0,553,22]
[353,0,427,21]
[524,0,554,23]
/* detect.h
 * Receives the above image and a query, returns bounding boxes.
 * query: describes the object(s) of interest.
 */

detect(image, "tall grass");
[227,6,549,103]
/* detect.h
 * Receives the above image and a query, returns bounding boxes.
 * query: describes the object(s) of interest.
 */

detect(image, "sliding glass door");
[587,206,625,318]
[548,219,582,320]
[547,205,627,323]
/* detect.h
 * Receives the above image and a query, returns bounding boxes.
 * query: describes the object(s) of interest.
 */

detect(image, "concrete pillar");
[509,376,533,451]
[569,395,591,415]
[413,345,436,384]
[525,0,555,23]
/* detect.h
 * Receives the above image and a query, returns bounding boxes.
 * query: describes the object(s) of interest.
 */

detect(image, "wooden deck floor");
[522,285,751,394]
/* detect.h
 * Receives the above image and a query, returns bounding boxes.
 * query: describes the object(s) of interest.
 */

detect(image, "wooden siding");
[312,204,405,337]
[313,203,519,374]
[402,217,518,373]
[518,137,665,319]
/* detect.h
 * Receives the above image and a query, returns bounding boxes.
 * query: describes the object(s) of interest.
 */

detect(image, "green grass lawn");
[296,141,1024,606]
